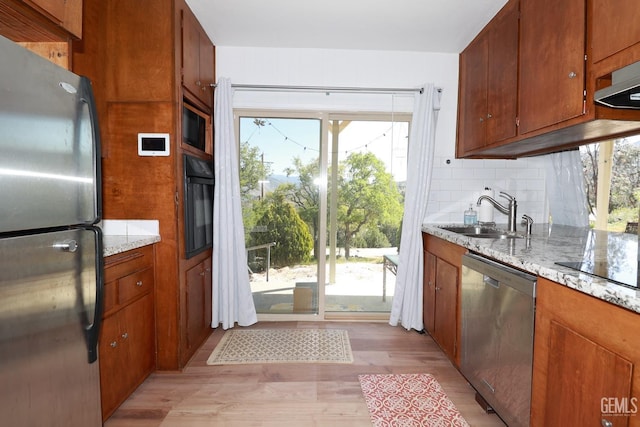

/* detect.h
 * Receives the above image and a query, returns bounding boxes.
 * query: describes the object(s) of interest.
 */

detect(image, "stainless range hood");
[595,61,640,108]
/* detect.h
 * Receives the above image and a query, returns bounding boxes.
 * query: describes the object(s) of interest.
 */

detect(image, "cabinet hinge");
[515,116,520,127]
[583,90,587,115]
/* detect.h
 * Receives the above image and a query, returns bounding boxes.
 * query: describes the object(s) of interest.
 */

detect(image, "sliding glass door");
[238,114,323,316]
[325,116,408,314]
[237,110,409,319]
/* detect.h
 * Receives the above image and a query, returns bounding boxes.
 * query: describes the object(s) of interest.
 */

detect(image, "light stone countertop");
[103,234,161,257]
[101,219,161,257]
[422,223,640,314]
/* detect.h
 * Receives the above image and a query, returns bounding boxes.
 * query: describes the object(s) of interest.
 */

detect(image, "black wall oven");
[183,154,214,259]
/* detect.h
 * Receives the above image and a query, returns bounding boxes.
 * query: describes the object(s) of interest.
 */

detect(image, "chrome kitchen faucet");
[476,191,517,233]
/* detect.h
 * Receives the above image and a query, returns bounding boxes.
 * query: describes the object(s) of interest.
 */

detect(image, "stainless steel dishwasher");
[461,253,536,427]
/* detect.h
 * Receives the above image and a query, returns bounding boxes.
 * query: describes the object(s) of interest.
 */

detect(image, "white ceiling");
[185,0,508,54]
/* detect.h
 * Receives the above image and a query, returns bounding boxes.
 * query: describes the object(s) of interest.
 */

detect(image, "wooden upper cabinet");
[28,0,82,37]
[486,3,519,143]
[0,0,82,41]
[457,0,518,156]
[181,6,215,109]
[518,0,586,134]
[591,0,640,75]
[457,32,489,154]
[456,0,640,158]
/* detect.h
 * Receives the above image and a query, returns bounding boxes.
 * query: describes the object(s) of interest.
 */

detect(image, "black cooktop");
[556,260,639,289]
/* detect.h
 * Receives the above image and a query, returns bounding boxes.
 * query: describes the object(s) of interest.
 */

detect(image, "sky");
[238,116,410,182]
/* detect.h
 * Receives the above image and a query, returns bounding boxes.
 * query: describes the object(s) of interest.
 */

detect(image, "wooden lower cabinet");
[185,255,212,353]
[100,245,156,421]
[532,277,640,427]
[422,233,466,365]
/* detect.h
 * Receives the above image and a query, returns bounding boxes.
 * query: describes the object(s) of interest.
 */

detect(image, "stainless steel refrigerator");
[0,35,103,426]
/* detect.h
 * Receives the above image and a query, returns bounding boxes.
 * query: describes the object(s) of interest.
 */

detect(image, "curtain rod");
[210,83,442,95]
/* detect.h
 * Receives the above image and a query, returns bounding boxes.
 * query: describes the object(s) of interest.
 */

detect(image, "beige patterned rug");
[206,328,354,365]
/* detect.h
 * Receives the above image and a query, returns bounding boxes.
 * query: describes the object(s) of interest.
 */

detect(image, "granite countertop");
[101,219,161,257]
[103,234,161,257]
[422,223,640,314]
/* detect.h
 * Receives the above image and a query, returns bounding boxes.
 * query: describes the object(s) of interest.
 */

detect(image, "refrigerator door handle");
[85,227,104,364]
[53,239,78,252]
[79,75,102,224]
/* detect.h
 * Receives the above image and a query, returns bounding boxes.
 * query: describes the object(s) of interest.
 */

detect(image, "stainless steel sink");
[439,225,523,239]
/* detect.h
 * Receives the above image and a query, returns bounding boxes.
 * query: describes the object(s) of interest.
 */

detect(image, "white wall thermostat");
[138,133,170,156]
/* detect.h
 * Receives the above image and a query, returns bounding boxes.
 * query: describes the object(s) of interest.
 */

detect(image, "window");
[580,136,640,232]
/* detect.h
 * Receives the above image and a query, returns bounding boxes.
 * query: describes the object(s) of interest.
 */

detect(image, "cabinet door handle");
[136,280,143,287]
[601,419,613,427]
[435,286,442,291]
[479,117,484,123]
[110,341,117,348]
[196,80,201,86]
[568,71,577,79]
[121,332,128,340]
[200,272,205,276]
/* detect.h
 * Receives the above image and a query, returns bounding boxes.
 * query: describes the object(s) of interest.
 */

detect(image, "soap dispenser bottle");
[464,203,477,225]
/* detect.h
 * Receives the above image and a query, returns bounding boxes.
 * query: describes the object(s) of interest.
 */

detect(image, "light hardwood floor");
[105,321,506,426]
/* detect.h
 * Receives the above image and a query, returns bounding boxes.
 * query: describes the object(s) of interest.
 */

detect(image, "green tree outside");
[334,152,403,258]
[240,134,404,267]
[581,139,640,230]
[251,193,313,267]
[239,140,271,241]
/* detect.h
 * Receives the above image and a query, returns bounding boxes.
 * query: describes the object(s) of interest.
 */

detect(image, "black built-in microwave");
[182,102,207,152]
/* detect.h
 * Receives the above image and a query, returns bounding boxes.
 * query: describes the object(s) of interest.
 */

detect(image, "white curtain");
[389,84,441,331]
[544,150,589,227]
[212,77,258,330]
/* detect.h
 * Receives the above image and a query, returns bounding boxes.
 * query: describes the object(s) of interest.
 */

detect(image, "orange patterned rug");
[359,373,470,427]
[206,329,353,365]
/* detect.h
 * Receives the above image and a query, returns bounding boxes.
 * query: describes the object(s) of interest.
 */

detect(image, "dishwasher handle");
[462,253,537,297]
[483,275,500,288]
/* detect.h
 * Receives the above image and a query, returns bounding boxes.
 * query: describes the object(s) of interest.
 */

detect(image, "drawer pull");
[110,341,117,348]
[136,280,143,287]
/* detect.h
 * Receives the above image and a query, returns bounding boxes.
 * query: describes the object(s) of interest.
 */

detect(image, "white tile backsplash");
[101,219,160,236]
[425,156,548,224]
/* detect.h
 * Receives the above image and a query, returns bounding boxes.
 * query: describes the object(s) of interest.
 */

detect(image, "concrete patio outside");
[249,248,398,314]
